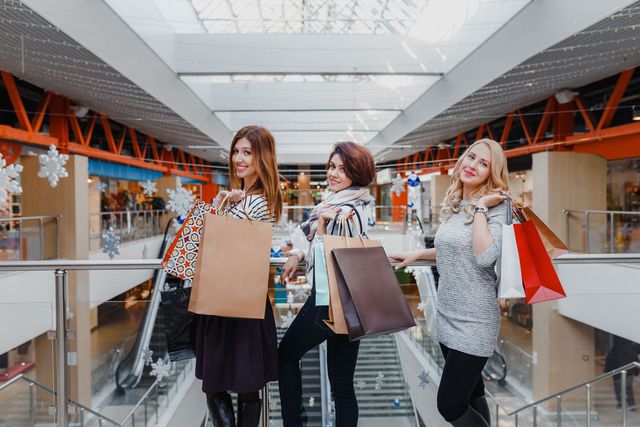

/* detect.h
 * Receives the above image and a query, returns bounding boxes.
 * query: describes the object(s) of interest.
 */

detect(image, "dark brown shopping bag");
[332,245,416,341]
[322,233,381,334]
[189,211,272,319]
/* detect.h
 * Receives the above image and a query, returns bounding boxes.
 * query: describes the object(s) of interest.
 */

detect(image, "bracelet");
[474,206,489,216]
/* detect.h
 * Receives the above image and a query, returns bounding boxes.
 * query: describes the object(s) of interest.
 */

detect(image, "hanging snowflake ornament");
[391,174,405,197]
[417,370,431,388]
[150,358,171,381]
[98,182,108,193]
[143,348,154,366]
[166,186,195,218]
[280,310,295,329]
[0,153,23,208]
[287,292,295,304]
[356,380,366,390]
[407,173,421,209]
[308,397,315,408]
[140,180,157,197]
[102,226,120,259]
[295,287,308,301]
[38,145,69,188]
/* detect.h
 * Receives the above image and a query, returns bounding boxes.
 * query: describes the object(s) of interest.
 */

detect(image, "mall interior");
[0,1,640,426]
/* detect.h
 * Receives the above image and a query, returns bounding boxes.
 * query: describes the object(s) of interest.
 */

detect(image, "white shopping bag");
[497,223,526,299]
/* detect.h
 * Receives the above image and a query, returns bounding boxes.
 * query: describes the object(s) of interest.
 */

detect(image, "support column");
[531,151,606,402]
[21,154,91,405]
[430,174,451,222]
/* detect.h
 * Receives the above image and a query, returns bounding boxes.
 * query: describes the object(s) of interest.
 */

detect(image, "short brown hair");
[327,142,376,187]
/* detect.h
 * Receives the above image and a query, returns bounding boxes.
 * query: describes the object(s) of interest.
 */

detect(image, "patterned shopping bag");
[162,200,217,280]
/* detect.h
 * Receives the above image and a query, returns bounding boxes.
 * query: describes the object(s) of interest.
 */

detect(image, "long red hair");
[228,125,283,221]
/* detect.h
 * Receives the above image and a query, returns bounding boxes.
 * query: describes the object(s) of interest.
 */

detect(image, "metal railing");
[319,341,332,427]
[277,205,408,233]
[0,215,60,260]
[564,209,640,254]
[506,362,640,427]
[90,210,170,249]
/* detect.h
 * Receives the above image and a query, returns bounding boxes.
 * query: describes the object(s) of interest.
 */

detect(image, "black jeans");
[437,343,488,422]
[278,289,360,427]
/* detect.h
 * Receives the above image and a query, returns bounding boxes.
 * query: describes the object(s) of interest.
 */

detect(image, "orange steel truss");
[395,67,640,174]
[0,71,210,182]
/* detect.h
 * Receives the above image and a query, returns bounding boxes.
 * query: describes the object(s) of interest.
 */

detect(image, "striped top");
[226,194,274,223]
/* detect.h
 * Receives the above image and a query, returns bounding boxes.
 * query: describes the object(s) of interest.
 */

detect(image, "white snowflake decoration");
[0,154,23,208]
[150,358,171,381]
[287,292,294,305]
[102,227,120,259]
[417,370,431,389]
[38,145,69,188]
[166,186,195,217]
[141,180,157,197]
[356,380,366,390]
[98,182,108,193]
[142,244,149,259]
[280,310,295,329]
[308,397,315,408]
[391,174,405,197]
[143,348,154,366]
[294,287,308,301]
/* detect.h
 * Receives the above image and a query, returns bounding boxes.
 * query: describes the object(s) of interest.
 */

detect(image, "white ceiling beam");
[169,34,452,74]
[23,0,233,149]
[367,0,639,157]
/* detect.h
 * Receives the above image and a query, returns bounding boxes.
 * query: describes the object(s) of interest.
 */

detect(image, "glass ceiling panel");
[190,0,429,34]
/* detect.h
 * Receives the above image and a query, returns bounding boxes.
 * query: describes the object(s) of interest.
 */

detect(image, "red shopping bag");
[513,220,566,304]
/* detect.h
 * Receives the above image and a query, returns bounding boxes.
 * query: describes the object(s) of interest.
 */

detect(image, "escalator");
[115,217,178,393]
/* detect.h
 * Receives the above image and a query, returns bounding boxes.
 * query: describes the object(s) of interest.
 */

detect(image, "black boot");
[451,406,489,427]
[206,392,236,427]
[237,399,262,427]
[470,396,491,425]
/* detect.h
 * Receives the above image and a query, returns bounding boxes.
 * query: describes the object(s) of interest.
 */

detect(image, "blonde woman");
[389,139,509,427]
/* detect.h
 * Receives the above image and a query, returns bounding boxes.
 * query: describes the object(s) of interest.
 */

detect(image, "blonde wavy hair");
[440,138,509,223]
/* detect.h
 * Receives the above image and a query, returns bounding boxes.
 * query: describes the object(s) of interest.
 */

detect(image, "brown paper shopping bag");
[322,232,381,334]
[520,207,569,259]
[189,211,272,319]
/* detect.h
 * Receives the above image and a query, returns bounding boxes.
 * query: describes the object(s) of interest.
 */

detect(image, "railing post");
[154,383,159,424]
[56,216,61,259]
[261,385,269,427]
[39,217,44,260]
[556,395,562,427]
[495,402,499,426]
[55,269,69,427]
[533,405,537,427]
[144,399,148,426]
[585,212,590,253]
[609,212,615,253]
[80,407,85,427]
[586,383,592,427]
[622,370,628,427]
[565,210,570,249]
[29,382,35,426]
[515,413,518,427]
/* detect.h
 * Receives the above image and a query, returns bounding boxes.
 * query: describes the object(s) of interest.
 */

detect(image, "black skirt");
[193,298,278,394]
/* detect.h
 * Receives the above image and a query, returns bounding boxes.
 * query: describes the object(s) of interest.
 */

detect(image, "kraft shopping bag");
[189,210,272,319]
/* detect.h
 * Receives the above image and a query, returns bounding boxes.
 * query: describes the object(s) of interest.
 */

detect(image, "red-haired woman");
[278,141,377,427]
[194,125,283,427]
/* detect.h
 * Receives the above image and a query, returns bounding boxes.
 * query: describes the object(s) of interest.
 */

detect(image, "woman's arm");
[388,248,436,269]
[473,193,508,267]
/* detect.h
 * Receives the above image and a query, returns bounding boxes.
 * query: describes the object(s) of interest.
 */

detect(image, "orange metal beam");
[597,68,635,131]
[575,96,595,133]
[516,110,533,145]
[31,92,52,133]
[178,150,189,173]
[1,71,32,133]
[149,137,160,163]
[129,128,142,159]
[100,115,118,153]
[533,97,556,144]
[452,135,463,158]
[116,126,127,155]
[501,113,514,146]
[67,102,85,146]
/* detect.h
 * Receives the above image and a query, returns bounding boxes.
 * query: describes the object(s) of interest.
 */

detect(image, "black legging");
[278,289,360,427]
[437,343,488,422]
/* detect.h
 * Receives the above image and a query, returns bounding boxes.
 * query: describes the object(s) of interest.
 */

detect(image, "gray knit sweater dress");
[434,200,508,357]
